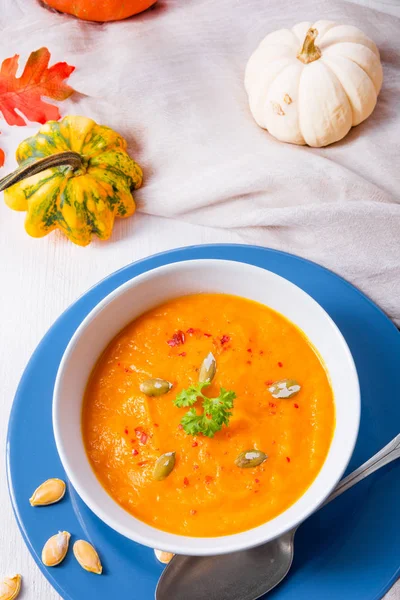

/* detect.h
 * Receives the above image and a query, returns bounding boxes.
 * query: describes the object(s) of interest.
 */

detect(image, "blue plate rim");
[6,243,400,600]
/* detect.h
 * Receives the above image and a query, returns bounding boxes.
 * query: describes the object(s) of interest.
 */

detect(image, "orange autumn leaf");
[0,47,75,166]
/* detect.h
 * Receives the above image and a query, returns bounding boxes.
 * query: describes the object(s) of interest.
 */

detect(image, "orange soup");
[82,293,335,537]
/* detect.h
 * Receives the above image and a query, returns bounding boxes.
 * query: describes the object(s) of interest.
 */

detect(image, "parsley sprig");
[174,381,236,437]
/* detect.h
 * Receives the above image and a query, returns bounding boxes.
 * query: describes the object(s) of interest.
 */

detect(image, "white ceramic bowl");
[53,259,360,555]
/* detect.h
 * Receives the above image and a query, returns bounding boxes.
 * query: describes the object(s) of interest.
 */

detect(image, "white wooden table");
[0,0,399,596]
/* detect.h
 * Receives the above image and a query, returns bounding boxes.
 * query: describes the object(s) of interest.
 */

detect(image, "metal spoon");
[156,433,400,600]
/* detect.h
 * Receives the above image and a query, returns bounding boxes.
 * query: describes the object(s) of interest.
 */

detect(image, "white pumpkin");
[245,21,383,147]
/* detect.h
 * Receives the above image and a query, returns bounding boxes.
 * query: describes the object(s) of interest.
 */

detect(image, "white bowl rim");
[53,258,360,555]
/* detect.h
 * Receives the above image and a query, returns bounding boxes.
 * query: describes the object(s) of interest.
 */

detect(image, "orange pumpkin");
[42,0,157,22]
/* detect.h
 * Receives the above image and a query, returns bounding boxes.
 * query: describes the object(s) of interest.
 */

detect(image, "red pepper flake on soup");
[140,432,148,445]
[167,330,185,347]
[220,335,230,345]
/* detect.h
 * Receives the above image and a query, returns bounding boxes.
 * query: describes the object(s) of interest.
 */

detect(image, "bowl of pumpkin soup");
[53,259,360,555]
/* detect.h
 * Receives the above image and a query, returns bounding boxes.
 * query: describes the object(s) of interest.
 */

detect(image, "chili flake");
[134,427,142,437]
[204,475,213,484]
[187,328,195,334]
[190,509,197,516]
[193,464,199,470]
[220,335,230,345]
[154,423,159,427]
[269,402,276,408]
[124,368,130,373]
[138,461,148,466]
[178,424,183,430]
[294,403,299,409]
[278,362,283,367]
[183,477,189,486]
[286,457,291,463]
[247,360,252,365]
[259,350,264,355]
[178,352,187,357]
[132,449,139,456]
[140,432,148,445]
[247,348,252,353]
[130,439,136,444]
[265,380,273,386]
[167,330,185,347]
[204,332,212,338]
[124,428,129,435]
[192,441,198,447]
[255,478,260,483]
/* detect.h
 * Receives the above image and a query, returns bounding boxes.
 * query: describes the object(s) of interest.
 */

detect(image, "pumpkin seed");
[199,352,216,383]
[153,452,176,481]
[42,531,71,567]
[235,450,268,468]
[29,478,66,506]
[73,540,102,574]
[0,574,22,600]
[268,379,301,399]
[154,549,175,564]
[140,378,173,397]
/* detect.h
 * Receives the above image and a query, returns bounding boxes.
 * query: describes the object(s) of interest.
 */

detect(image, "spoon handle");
[323,433,400,507]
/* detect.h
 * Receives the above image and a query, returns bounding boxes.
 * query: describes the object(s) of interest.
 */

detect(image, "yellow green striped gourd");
[1,115,143,246]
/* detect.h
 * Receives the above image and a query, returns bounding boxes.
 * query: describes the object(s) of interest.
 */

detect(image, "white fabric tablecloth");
[1,0,399,322]
[0,0,399,598]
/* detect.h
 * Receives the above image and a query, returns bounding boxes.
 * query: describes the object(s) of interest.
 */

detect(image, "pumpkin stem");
[297,28,321,64]
[0,151,83,192]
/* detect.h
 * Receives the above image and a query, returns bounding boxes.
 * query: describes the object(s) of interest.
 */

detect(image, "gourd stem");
[297,28,321,64]
[0,151,83,192]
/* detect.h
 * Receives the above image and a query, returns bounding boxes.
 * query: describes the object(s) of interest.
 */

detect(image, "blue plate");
[7,245,400,600]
